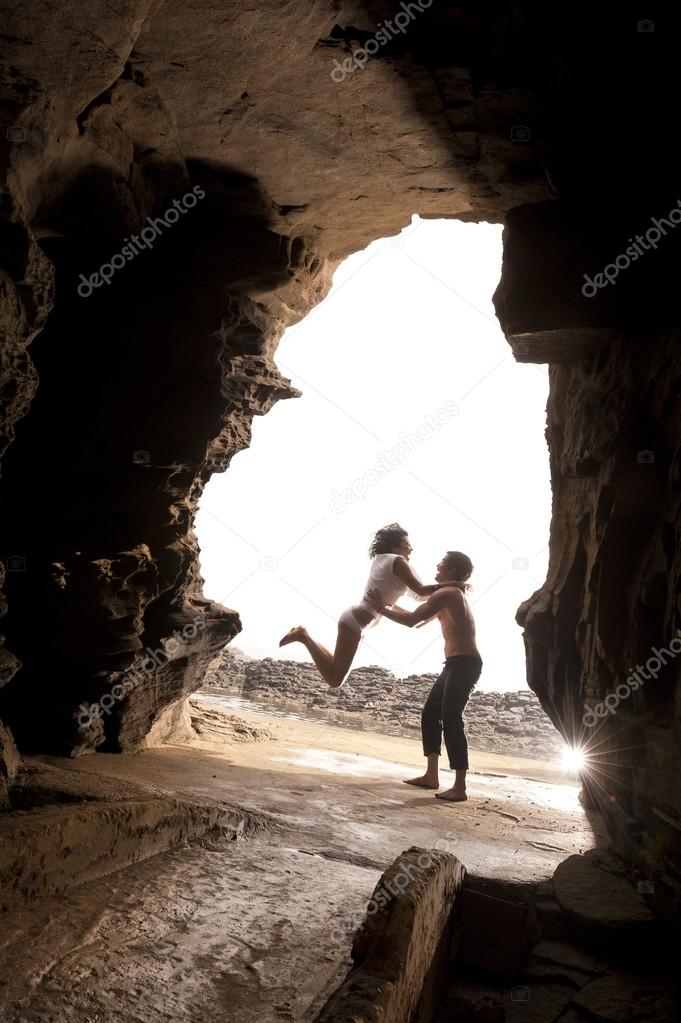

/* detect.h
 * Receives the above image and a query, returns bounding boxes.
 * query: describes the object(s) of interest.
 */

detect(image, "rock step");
[0,760,265,910]
[552,850,658,958]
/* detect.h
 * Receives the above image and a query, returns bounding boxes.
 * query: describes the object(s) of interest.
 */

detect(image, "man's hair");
[444,551,473,590]
[369,523,408,558]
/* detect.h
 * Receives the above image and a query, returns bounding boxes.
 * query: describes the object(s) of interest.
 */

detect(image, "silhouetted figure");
[367,550,481,802]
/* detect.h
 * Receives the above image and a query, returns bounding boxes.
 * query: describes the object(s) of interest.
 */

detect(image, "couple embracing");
[280,523,482,803]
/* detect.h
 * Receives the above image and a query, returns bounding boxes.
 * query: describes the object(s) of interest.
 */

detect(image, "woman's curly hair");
[369,523,408,559]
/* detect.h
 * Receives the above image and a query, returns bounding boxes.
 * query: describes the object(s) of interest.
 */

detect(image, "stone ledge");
[509,328,621,364]
[552,850,658,958]
[315,846,465,1023]
[0,763,263,911]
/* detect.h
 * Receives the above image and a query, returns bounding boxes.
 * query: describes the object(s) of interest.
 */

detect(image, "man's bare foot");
[435,786,467,802]
[279,626,306,647]
[403,775,439,790]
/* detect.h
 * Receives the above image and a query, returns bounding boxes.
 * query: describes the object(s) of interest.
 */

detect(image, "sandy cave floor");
[0,699,604,1023]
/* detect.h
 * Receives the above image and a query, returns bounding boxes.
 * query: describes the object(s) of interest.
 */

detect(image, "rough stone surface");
[317,846,465,1023]
[205,650,566,759]
[0,804,367,1023]
[437,853,677,1023]
[527,940,603,981]
[0,732,597,1023]
[139,695,198,749]
[0,759,265,910]
[552,851,656,956]
[572,973,638,1023]
[188,697,273,745]
[0,0,679,927]
[0,722,20,810]
[510,325,681,929]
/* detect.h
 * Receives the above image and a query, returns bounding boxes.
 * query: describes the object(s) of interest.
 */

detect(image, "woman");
[279,523,443,688]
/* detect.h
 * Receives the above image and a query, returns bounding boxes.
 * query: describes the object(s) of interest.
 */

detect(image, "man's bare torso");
[437,587,480,658]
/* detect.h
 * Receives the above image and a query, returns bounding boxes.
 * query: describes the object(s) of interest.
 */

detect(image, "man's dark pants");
[421,655,483,770]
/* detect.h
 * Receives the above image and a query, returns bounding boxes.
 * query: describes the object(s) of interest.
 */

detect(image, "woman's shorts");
[338,607,374,635]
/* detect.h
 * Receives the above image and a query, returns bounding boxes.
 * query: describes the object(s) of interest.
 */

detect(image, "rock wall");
[1,0,554,757]
[0,0,680,913]
[0,723,20,810]
[205,651,566,760]
[517,333,681,925]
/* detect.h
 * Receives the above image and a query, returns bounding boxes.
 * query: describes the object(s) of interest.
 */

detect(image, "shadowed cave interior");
[1,2,680,1021]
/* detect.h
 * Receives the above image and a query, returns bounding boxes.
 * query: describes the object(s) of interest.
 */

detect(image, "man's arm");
[366,586,450,628]
[392,556,439,597]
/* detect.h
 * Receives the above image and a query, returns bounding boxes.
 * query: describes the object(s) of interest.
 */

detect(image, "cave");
[195,216,552,688]
[1,2,680,1021]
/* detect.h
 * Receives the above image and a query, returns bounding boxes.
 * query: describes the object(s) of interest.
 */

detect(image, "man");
[367,551,482,802]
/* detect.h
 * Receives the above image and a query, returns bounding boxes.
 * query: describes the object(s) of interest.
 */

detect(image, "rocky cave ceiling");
[1,1,680,926]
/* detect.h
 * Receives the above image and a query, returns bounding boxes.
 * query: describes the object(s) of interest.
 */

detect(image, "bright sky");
[196,217,550,691]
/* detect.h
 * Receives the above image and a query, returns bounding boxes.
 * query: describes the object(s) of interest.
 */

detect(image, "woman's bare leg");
[279,623,361,688]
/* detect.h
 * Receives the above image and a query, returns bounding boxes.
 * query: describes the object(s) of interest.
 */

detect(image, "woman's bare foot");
[279,626,306,647]
[404,775,439,790]
[435,786,467,802]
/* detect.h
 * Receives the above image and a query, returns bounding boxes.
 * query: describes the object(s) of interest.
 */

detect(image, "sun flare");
[561,745,588,774]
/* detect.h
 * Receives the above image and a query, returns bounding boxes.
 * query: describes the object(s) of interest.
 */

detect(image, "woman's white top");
[357,553,422,616]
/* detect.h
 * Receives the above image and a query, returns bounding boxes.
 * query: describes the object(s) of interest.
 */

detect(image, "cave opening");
[194,216,576,763]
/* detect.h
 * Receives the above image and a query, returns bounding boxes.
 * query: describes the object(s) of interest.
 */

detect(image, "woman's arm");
[392,556,438,596]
